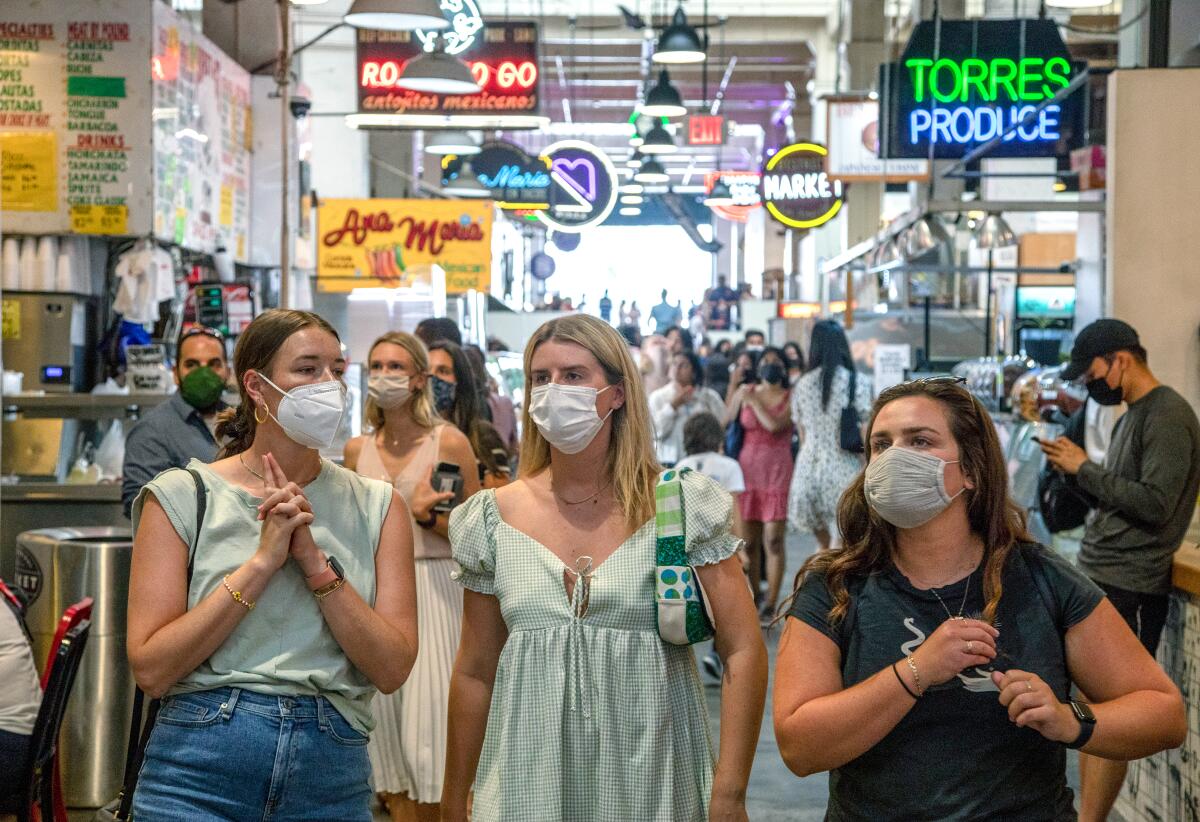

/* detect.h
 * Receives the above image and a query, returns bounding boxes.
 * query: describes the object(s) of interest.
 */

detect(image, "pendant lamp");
[397,48,480,95]
[972,213,1017,249]
[639,123,677,154]
[344,0,451,31]
[627,153,644,169]
[653,6,705,64]
[703,179,733,207]
[903,214,951,260]
[441,162,490,197]
[641,70,687,118]
[424,130,481,155]
[634,159,669,184]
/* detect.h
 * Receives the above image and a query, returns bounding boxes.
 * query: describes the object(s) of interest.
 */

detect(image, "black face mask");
[760,363,787,386]
[1085,361,1124,406]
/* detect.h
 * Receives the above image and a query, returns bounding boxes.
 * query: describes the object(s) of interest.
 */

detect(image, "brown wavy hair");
[215,309,341,458]
[789,379,1031,626]
[520,315,661,528]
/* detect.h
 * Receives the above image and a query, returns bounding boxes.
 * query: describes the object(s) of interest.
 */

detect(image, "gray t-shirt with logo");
[788,544,1103,821]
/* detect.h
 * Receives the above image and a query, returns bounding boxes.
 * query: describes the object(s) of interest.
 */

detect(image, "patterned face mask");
[430,375,457,415]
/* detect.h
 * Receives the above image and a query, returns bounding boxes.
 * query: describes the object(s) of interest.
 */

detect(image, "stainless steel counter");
[0,482,126,579]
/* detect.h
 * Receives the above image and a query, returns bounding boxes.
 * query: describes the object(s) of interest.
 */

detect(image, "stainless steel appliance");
[0,290,99,393]
[16,527,135,807]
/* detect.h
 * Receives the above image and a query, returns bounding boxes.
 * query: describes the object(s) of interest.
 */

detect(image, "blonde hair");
[363,332,437,432]
[520,315,661,527]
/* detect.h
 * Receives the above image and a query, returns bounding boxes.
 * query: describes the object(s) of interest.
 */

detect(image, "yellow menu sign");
[0,132,57,213]
[317,198,493,294]
[71,204,129,235]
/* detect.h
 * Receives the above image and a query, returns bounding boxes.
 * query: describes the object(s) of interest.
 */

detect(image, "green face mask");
[179,366,227,411]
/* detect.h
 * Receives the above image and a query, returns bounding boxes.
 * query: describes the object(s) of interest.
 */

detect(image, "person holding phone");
[344,331,481,822]
[773,378,1185,820]
[443,315,766,822]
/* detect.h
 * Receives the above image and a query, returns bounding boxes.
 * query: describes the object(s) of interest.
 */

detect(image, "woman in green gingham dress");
[443,315,768,822]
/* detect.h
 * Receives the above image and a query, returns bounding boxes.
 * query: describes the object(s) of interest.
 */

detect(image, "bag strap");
[655,468,688,567]
[845,367,857,413]
[115,468,205,819]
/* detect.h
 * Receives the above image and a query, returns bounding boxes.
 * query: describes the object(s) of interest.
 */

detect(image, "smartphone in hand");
[431,462,464,513]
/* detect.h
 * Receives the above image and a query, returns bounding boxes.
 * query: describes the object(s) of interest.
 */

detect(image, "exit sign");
[686,115,725,146]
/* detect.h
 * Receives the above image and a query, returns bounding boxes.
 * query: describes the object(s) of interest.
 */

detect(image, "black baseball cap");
[1061,319,1141,381]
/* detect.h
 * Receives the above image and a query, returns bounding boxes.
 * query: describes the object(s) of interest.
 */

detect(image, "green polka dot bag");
[655,468,716,645]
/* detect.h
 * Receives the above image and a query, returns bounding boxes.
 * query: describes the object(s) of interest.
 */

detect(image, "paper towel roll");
[1,237,19,290]
[18,237,37,290]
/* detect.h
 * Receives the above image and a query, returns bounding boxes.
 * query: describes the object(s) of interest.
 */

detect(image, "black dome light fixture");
[703,179,733,207]
[641,70,687,118]
[653,5,705,65]
[634,158,670,184]
[639,123,677,154]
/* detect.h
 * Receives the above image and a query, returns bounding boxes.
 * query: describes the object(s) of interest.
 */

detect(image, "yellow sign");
[1,299,20,340]
[0,132,57,213]
[317,198,493,294]
[71,204,129,235]
[219,185,234,227]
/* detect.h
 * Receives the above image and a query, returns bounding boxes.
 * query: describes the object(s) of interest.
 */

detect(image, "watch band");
[1066,700,1096,749]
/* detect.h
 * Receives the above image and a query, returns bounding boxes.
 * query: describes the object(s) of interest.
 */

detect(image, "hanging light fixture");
[653,6,705,64]
[703,179,733,207]
[441,161,490,197]
[972,212,1016,249]
[639,123,677,154]
[424,129,481,155]
[904,214,952,260]
[344,0,451,31]
[626,153,644,169]
[619,206,643,216]
[397,46,481,94]
[621,183,645,194]
[634,159,669,184]
[640,70,687,118]
[621,194,645,205]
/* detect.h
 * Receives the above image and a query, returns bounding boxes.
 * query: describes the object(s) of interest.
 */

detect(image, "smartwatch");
[308,555,345,597]
[1066,700,1096,749]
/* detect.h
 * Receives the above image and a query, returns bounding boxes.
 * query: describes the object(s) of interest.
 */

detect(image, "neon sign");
[467,141,552,210]
[361,59,537,92]
[535,140,617,233]
[476,164,549,190]
[704,170,761,223]
[880,19,1086,160]
[760,143,844,230]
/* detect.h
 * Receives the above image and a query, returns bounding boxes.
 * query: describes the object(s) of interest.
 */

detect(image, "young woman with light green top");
[127,309,419,821]
[443,314,768,822]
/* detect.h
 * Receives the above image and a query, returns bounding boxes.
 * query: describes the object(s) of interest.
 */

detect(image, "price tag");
[70,204,128,235]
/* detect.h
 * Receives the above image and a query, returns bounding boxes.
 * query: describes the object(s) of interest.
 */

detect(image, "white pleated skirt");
[368,557,463,803]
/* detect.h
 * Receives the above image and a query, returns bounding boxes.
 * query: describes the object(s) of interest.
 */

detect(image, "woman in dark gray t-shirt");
[773,378,1185,821]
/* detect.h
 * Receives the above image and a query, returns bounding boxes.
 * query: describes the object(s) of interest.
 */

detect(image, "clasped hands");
[912,618,1082,745]
[253,453,326,577]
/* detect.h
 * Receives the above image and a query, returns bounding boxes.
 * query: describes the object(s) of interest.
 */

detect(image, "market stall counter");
[1114,541,1200,820]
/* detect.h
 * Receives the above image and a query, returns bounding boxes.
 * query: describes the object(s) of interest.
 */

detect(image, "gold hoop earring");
[254,405,268,425]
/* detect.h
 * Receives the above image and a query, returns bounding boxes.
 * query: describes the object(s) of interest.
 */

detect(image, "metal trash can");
[15,527,134,808]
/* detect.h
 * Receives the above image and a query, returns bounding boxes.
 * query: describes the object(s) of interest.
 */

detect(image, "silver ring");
[1026,681,1034,694]
[966,641,974,653]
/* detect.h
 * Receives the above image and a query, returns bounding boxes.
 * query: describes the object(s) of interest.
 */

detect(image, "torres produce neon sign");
[880,19,1085,160]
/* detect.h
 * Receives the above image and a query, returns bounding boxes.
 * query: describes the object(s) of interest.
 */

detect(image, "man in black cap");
[1040,318,1200,821]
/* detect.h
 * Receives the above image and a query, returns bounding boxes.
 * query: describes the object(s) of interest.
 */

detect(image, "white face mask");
[258,373,346,449]
[368,374,411,409]
[528,383,613,455]
[864,446,965,530]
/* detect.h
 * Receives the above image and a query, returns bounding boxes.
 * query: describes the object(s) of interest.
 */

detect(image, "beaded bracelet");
[905,655,924,697]
[223,576,255,611]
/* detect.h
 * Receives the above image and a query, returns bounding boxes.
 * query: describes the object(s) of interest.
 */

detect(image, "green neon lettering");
[906,58,934,103]
[989,58,1019,103]
[960,58,989,102]
[1018,58,1045,101]
[929,59,962,103]
[1042,57,1071,98]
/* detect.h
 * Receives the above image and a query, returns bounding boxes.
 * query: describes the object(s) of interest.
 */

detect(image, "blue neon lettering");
[907,103,1065,146]
[477,164,551,190]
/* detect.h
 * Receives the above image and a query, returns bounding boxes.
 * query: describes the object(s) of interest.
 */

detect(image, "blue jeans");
[131,687,371,821]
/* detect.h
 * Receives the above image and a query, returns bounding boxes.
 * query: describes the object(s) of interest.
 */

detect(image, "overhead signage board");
[535,140,617,233]
[317,198,493,294]
[703,170,761,223]
[760,143,844,230]
[685,114,725,146]
[880,18,1086,159]
[468,140,551,210]
[824,97,928,181]
[357,21,539,119]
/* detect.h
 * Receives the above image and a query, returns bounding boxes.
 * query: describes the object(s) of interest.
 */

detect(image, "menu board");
[151,2,251,261]
[0,1,250,261]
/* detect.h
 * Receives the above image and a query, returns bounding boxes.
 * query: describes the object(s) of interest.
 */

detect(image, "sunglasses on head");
[179,326,225,344]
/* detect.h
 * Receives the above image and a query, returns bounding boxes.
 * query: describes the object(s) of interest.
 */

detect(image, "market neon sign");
[761,143,844,230]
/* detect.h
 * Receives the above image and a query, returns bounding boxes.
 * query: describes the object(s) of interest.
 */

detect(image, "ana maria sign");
[881,19,1086,160]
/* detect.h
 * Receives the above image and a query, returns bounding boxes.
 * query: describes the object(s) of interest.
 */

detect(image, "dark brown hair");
[789,379,1031,626]
[215,309,341,458]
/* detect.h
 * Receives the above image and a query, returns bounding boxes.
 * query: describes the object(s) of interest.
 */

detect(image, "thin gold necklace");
[554,480,611,506]
[239,453,320,486]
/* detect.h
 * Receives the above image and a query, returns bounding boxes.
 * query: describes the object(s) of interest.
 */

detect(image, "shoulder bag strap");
[115,468,205,819]
[846,366,857,414]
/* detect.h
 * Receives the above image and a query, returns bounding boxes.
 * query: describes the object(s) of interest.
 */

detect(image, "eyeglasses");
[179,326,225,343]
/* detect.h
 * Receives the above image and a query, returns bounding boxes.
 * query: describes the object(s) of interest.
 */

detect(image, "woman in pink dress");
[726,359,794,621]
